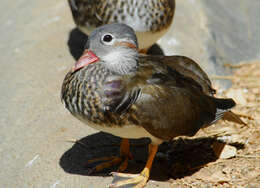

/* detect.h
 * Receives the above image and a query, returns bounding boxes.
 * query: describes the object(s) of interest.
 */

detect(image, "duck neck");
[101,47,139,75]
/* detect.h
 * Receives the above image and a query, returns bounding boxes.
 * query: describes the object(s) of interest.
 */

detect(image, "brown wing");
[144,55,246,125]
[141,55,216,95]
[134,57,235,139]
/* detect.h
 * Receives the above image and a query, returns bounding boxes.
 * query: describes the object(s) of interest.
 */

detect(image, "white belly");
[92,123,162,145]
[75,114,163,144]
[135,29,169,50]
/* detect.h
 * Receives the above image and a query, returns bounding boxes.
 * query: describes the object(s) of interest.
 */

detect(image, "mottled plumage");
[68,0,175,49]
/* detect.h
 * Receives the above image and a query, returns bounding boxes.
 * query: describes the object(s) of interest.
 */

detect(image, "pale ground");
[0,0,259,188]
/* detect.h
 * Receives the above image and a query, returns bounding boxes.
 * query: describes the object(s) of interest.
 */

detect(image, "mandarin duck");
[68,0,175,53]
[61,23,239,188]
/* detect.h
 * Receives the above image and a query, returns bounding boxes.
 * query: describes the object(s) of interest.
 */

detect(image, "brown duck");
[61,23,240,188]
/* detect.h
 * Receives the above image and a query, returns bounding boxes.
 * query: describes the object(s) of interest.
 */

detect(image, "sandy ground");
[0,0,259,188]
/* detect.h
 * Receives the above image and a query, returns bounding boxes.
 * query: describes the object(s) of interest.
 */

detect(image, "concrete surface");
[0,0,259,187]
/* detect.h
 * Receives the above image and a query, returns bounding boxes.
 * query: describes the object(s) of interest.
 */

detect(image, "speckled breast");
[61,64,133,127]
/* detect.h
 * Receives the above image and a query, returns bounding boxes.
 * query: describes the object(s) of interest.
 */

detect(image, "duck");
[68,0,175,53]
[61,23,239,188]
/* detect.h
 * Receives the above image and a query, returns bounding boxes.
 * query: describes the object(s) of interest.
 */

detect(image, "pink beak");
[72,49,99,72]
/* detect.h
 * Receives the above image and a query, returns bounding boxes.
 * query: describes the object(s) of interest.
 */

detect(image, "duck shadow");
[67,28,89,60]
[67,28,165,61]
[59,132,225,182]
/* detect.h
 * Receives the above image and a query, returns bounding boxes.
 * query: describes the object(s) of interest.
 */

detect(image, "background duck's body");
[68,0,175,50]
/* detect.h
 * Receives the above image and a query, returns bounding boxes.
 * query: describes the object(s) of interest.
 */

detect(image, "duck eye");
[102,34,114,44]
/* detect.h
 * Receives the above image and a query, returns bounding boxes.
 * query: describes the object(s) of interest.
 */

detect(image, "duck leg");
[110,144,158,188]
[138,48,149,54]
[87,138,133,174]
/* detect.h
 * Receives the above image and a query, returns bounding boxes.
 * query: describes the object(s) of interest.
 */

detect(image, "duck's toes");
[86,156,122,174]
[110,169,149,188]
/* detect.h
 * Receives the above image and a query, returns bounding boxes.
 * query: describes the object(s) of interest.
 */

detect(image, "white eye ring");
[101,33,115,45]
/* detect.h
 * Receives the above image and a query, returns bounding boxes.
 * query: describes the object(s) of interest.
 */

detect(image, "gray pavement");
[0,0,259,187]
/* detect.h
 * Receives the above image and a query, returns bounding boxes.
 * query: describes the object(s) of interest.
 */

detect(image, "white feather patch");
[102,48,138,75]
